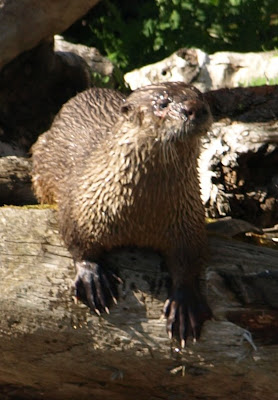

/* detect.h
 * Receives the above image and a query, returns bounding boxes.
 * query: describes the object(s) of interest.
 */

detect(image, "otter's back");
[32,88,126,204]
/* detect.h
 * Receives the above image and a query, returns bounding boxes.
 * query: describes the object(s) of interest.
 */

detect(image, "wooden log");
[204,85,278,121]
[0,207,278,399]
[0,0,100,71]
[0,156,36,206]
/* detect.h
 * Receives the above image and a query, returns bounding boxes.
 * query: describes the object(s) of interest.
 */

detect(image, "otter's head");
[120,82,212,143]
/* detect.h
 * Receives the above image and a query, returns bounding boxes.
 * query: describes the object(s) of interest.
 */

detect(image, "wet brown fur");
[32,82,212,288]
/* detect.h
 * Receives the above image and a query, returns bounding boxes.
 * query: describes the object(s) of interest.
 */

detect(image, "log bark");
[0,157,35,205]
[54,35,114,77]
[200,85,278,228]
[124,48,278,92]
[0,207,278,399]
[0,0,100,71]
[199,118,278,227]
[204,85,278,122]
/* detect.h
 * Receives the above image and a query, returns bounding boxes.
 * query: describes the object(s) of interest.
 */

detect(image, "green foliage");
[239,75,278,87]
[64,0,278,72]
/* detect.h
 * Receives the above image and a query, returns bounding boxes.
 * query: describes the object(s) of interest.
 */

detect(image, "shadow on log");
[0,207,278,399]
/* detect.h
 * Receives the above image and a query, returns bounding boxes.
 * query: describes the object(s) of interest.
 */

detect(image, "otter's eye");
[153,94,172,117]
[157,98,171,110]
[159,100,169,109]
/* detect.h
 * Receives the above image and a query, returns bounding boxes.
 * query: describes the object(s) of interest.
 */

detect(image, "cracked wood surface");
[0,207,278,399]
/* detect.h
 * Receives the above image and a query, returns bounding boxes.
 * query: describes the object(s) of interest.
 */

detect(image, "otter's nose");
[181,100,201,121]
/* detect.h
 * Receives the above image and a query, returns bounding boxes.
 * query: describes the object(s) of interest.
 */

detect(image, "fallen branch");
[0,207,278,399]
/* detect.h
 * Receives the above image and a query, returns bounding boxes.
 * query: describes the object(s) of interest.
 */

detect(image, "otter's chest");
[99,168,193,250]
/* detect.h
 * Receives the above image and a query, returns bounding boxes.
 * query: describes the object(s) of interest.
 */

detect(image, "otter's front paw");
[74,260,118,315]
[164,286,211,347]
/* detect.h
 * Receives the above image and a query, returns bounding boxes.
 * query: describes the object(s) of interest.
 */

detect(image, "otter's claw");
[164,286,211,347]
[74,260,118,314]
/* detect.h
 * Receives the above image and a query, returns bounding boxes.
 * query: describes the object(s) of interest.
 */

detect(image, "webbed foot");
[164,285,212,347]
[74,260,119,315]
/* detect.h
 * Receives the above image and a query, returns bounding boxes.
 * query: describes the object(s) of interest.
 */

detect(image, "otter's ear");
[121,103,134,116]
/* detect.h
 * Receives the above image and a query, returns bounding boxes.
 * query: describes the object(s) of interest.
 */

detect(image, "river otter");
[32,82,212,345]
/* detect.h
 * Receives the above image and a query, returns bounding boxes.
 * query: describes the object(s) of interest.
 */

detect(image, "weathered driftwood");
[0,0,100,71]
[199,118,278,227]
[204,85,278,122]
[0,207,278,400]
[54,35,114,77]
[200,85,278,228]
[124,48,278,92]
[0,156,35,206]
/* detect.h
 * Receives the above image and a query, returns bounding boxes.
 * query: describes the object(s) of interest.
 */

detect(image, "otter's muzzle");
[169,99,208,123]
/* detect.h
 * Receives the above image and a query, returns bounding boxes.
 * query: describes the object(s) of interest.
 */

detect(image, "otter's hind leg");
[74,260,119,314]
